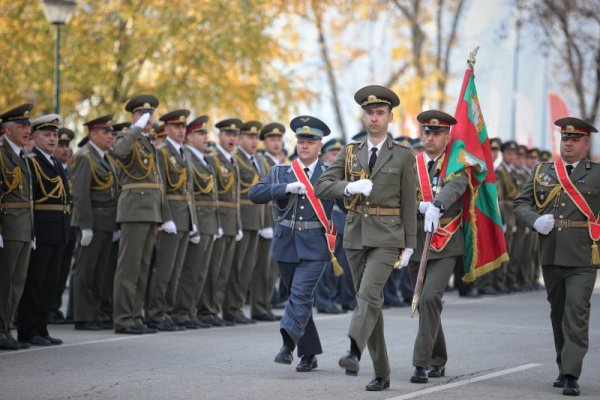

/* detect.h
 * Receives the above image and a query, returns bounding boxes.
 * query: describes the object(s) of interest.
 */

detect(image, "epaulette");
[347,140,361,145]
[155,142,167,150]
[391,139,411,149]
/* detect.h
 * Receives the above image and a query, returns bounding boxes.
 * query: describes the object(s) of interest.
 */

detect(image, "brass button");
[559,215,563,219]
[557,227,562,231]
[366,201,370,206]
[364,214,368,218]
[299,216,303,220]
[561,203,566,207]
[300,206,304,210]
[140,191,145,195]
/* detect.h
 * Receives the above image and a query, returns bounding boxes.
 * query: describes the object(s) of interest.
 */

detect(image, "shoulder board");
[391,140,411,149]
[156,142,167,150]
[347,140,361,145]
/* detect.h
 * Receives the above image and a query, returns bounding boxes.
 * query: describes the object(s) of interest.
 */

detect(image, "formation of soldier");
[0,87,597,397]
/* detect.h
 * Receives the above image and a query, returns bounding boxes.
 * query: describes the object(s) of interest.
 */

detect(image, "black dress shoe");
[269,312,282,321]
[75,321,104,331]
[427,365,445,378]
[177,320,199,330]
[366,377,390,391]
[47,311,66,325]
[99,321,113,330]
[148,319,178,331]
[410,367,428,383]
[296,355,318,372]
[342,304,356,311]
[317,305,342,314]
[17,340,31,349]
[563,376,580,396]
[25,335,52,346]
[252,313,278,322]
[0,338,20,350]
[224,315,250,325]
[338,352,360,376]
[115,326,145,335]
[274,345,293,364]
[217,316,235,326]
[43,336,63,345]
[479,286,499,295]
[193,320,211,329]
[239,315,256,324]
[554,374,565,388]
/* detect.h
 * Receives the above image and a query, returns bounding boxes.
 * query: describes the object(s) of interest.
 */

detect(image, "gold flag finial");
[467,46,480,69]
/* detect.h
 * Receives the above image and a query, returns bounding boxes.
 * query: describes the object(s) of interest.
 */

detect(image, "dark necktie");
[566,164,574,176]
[179,148,185,161]
[250,156,259,173]
[51,156,61,172]
[304,167,310,179]
[19,149,25,159]
[427,160,434,173]
[369,147,377,172]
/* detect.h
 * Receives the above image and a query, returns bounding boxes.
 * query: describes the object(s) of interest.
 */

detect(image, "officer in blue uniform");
[249,115,334,373]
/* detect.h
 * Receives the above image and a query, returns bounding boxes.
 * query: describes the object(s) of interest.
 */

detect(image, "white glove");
[112,230,121,242]
[80,229,94,247]
[345,179,373,196]
[31,237,36,250]
[191,224,198,236]
[286,182,306,195]
[258,227,274,239]
[162,220,177,234]
[134,112,151,129]
[0,234,3,249]
[419,201,431,214]
[533,214,555,235]
[213,227,224,241]
[189,235,201,244]
[395,248,414,269]
[235,229,244,242]
[424,204,441,233]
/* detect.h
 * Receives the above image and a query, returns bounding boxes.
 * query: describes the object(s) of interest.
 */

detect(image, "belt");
[240,199,257,206]
[122,183,161,191]
[0,201,32,210]
[195,200,217,208]
[91,200,117,208]
[278,219,323,230]
[218,201,237,209]
[34,204,71,213]
[350,205,401,216]
[554,220,588,229]
[166,194,190,201]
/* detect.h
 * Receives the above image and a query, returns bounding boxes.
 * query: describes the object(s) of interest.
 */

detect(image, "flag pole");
[467,46,479,70]
[410,232,432,317]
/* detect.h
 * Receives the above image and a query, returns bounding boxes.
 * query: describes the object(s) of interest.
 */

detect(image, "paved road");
[2,284,600,400]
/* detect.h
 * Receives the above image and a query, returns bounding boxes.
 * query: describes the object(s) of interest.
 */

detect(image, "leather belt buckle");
[555,219,567,231]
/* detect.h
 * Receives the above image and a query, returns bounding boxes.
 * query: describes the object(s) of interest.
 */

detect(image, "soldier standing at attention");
[315,85,417,391]
[408,110,467,383]
[147,109,196,331]
[514,117,599,397]
[249,115,334,372]
[111,94,162,335]
[71,115,119,330]
[0,104,34,350]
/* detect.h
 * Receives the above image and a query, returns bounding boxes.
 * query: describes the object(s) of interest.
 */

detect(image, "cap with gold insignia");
[84,115,113,131]
[0,103,33,125]
[124,94,159,114]
[351,130,367,142]
[354,85,400,109]
[215,118,242,133]
[490,137,502,150]
[516,144,527,156]
[500,140,517,153]
[290,115,330,140]
[58,127,74,145]
[260,122,285,140]
[527,148,540,159]
[32,114,62,132]
[321,138,344,155]
[187,115,209,134]
[240,120,262,135]
[159,109,190,125]
[417,110,456,133]
[112,122,130,134]
[554,117,598,138]
[393,135,412,147]
[539,150,552,162]
[155,123,166,138]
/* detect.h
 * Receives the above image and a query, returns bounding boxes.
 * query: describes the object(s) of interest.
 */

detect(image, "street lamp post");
[40,0,77,114]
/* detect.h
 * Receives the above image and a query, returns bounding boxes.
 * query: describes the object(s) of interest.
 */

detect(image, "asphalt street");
[2,281,600,400]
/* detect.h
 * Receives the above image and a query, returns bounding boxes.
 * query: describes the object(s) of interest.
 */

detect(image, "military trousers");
[0,240,31,340]
[147,230,190,323]
[542,265,597,378]
[198,235,236,319]
[223,230,260,319]
[314,261,339,311]
[335,235,356,309]
[113,222,157,330]
[408,256,456,368]
[73,230,112,322]
[99,241,119,321]
[51,233,75,316]
[346,246,396,379]
[251,236,278,317]
[172,233,214,324]
[278,260,326,357]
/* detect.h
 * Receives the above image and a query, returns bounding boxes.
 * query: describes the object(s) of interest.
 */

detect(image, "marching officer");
[17,114,70,346]
[514,117,599,396]
[172,115,219,329]
[71,115,119,330]
[0,104,34,350]
[111,94,162,335]
[315,85,417,391]
[147,109,196,331]
[197,118,243,327]
[249,115,334,372]
[408,110,467,383]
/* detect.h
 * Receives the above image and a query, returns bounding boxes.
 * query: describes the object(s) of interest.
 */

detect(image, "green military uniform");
[223,120,266,324]
[146,110,196,330]
[514,117,599,396]
[407,110,467,381]
[71,115,119,329]
[315,86,417,386]
[0,104,34,350]
[198,118,242,326]
[172,116,220,328]
[112,94,164,333]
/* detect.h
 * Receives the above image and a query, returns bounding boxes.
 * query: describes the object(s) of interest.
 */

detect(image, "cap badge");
[565,125,575,133]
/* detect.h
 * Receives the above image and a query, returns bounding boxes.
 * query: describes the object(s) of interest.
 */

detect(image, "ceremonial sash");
[554,157,600,264]
[416,152,461,252]
[291,160,343,276]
